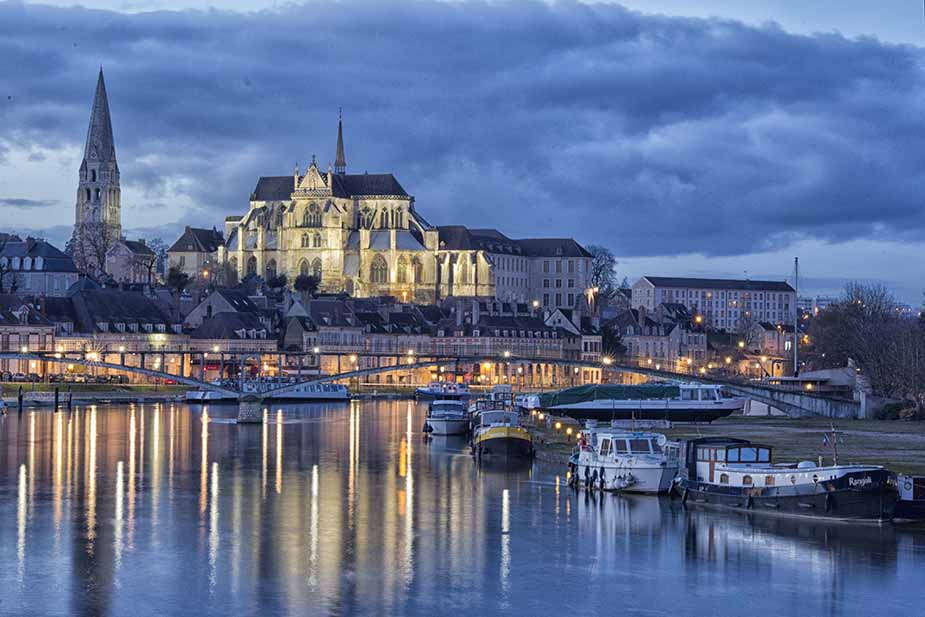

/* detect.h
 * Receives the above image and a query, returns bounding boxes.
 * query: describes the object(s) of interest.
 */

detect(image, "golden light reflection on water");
[17,463,26,586]
[276,409,283,494]
[0,402,909,616]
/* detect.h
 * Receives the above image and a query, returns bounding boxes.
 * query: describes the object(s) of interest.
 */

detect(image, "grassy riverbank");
[529,414,925,475]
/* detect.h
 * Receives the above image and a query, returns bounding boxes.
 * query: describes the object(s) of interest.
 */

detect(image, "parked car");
[10,373,28,382]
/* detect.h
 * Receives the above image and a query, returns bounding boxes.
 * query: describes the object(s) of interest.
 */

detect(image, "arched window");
[265,259,277,280]
[396,256,408,284]
[303,203,321,227]
[458,259,469,284]
[370,255,388,284]
[90,169,97,182]
[360,207,374,229]
[299,260,310,277]
[313,232,323,248]
[742,475,753,486]
[301,233,310,248]
[246,256,257,277]
[94,188,101,201]
[719,474,729,484]
[412,257,423,283]
[229,256,238,273]
[85,188,91,202]
[311,258,322,281]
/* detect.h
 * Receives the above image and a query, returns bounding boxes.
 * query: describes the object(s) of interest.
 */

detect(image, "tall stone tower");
[72,68,122,274]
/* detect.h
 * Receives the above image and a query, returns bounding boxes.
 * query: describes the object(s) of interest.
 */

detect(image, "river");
[0,400,921,616]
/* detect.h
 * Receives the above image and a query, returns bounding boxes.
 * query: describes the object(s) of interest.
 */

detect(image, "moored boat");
[674,437,898,522]
[471,400,533,459]
[415,381,471,400]
[519,383,744,423]
[424,399,470,436]
[568,424,680,494]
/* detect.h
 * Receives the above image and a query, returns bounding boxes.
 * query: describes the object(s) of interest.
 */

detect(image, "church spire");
[334,108,346,175]
[83,68,117,165]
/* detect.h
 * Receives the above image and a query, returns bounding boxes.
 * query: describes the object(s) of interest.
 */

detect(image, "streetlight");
[503,350,511,358]
[532,300,540,309]
[737,341,745,349]
[313,346,320,354]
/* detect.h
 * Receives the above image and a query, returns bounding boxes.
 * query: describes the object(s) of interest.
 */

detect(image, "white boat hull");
[425,417,470,435]
[575,459,678,494]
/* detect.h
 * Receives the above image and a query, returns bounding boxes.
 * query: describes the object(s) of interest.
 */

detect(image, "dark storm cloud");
[1,0,923,255]
[0,197,58,208]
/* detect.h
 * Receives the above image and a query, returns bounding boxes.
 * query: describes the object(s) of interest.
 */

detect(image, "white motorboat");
[415,381,471,400]
[424,399,470,435]
[520,383,744,423]
[569,424,680,494]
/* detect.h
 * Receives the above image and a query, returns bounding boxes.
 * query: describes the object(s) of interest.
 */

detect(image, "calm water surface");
[0,401,922,617]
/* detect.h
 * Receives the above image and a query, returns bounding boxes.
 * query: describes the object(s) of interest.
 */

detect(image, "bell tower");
[73,68,122,273]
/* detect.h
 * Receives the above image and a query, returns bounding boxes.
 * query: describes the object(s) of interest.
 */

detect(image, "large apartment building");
[631,276,795,332]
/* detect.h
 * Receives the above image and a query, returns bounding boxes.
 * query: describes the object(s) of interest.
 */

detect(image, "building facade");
[106,239,156,285]
[167,226,225,282]
[222,116,591,310]
[631,276,795,332]
[0,238,79,296]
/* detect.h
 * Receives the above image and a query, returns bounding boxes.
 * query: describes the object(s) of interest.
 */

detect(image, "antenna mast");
[793,257,799,377]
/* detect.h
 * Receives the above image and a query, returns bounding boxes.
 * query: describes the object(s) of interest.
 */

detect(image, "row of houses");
[0,284,603,387]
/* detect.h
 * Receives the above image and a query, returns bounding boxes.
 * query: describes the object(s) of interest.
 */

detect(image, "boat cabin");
[476,409,520,428]
[683,437,775,483]
[592,432,666,459]
[678,384,724,401]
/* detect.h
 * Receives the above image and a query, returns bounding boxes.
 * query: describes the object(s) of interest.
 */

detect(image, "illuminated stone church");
[223,114,592,308]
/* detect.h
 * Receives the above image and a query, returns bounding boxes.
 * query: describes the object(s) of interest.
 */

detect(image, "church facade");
[224,116,593,309]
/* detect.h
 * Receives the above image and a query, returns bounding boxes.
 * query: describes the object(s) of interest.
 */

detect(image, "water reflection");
[0,401,920,616]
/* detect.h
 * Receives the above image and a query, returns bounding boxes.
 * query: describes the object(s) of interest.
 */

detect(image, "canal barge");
[519,383,744,423]
[675,437,898,521]
[424,399,470,436]
[471,400,534,459]
[568,425,680,494]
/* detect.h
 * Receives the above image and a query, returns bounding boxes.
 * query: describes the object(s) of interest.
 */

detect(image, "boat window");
[650,441,662,453]
[599,439,612,457]
[727,448,739,463]
[719,474,729,484]
[716,449,725,462]
[614,440,629,454]
[914,478,925,500]
[765,476,775,486]
[681,389,696,401]
[739,447,758,462]
[743,475,753,486]
[758,448,771,463]
[629,439,651,454]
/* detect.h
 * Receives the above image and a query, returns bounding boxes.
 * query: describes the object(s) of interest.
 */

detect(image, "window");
[313,232,323,248]
[742,475,753,486]
[765,476,775,486]
[90,169,97,182]
[265,259,277,280]
[568,260,574,273]
[543,261,550,273]
[555,279,562,288]
[412,258,424,283]
[727,448,739,463]
[555,293,562,306]
[299,260,310,277]
[311,258,322,281]
[719,474,729,485]
[301,233,310,248]
[614,440,628,454]
[555,261,562,273]
[303,203,322,227]
[739,447,758,462]
[371,255,388,284]
[599,438,612,457]
[397,256,408,283]
[568,279,574,288]
[758,448,770,463]
[543,279,550,288]
[628,439,651,454]
[567,294,574,306]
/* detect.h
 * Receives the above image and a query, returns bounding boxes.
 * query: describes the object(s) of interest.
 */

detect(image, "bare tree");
[587,245,619,301]
[0,234,21,293]
[73,222,117,276]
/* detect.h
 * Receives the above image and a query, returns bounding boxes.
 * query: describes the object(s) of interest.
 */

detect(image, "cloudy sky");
[1,0,924,303]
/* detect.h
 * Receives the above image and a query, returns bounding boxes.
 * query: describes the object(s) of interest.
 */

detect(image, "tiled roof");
[215,289,261,313]
[168,227,224,253]
[71,289,174,332]
[252,173,408,201]
[0,238,78,273]
[514,238,591,258]
[641,276,795,293]
[192,313,266,339]
[122,240,155,255]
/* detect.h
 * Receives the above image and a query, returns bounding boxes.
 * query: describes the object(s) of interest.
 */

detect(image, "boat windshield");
[431,402,465,413]
[726,446,771,463]
[479,411,518,426]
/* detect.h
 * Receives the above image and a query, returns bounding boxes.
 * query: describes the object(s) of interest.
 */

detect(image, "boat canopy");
[538,384,680,408]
